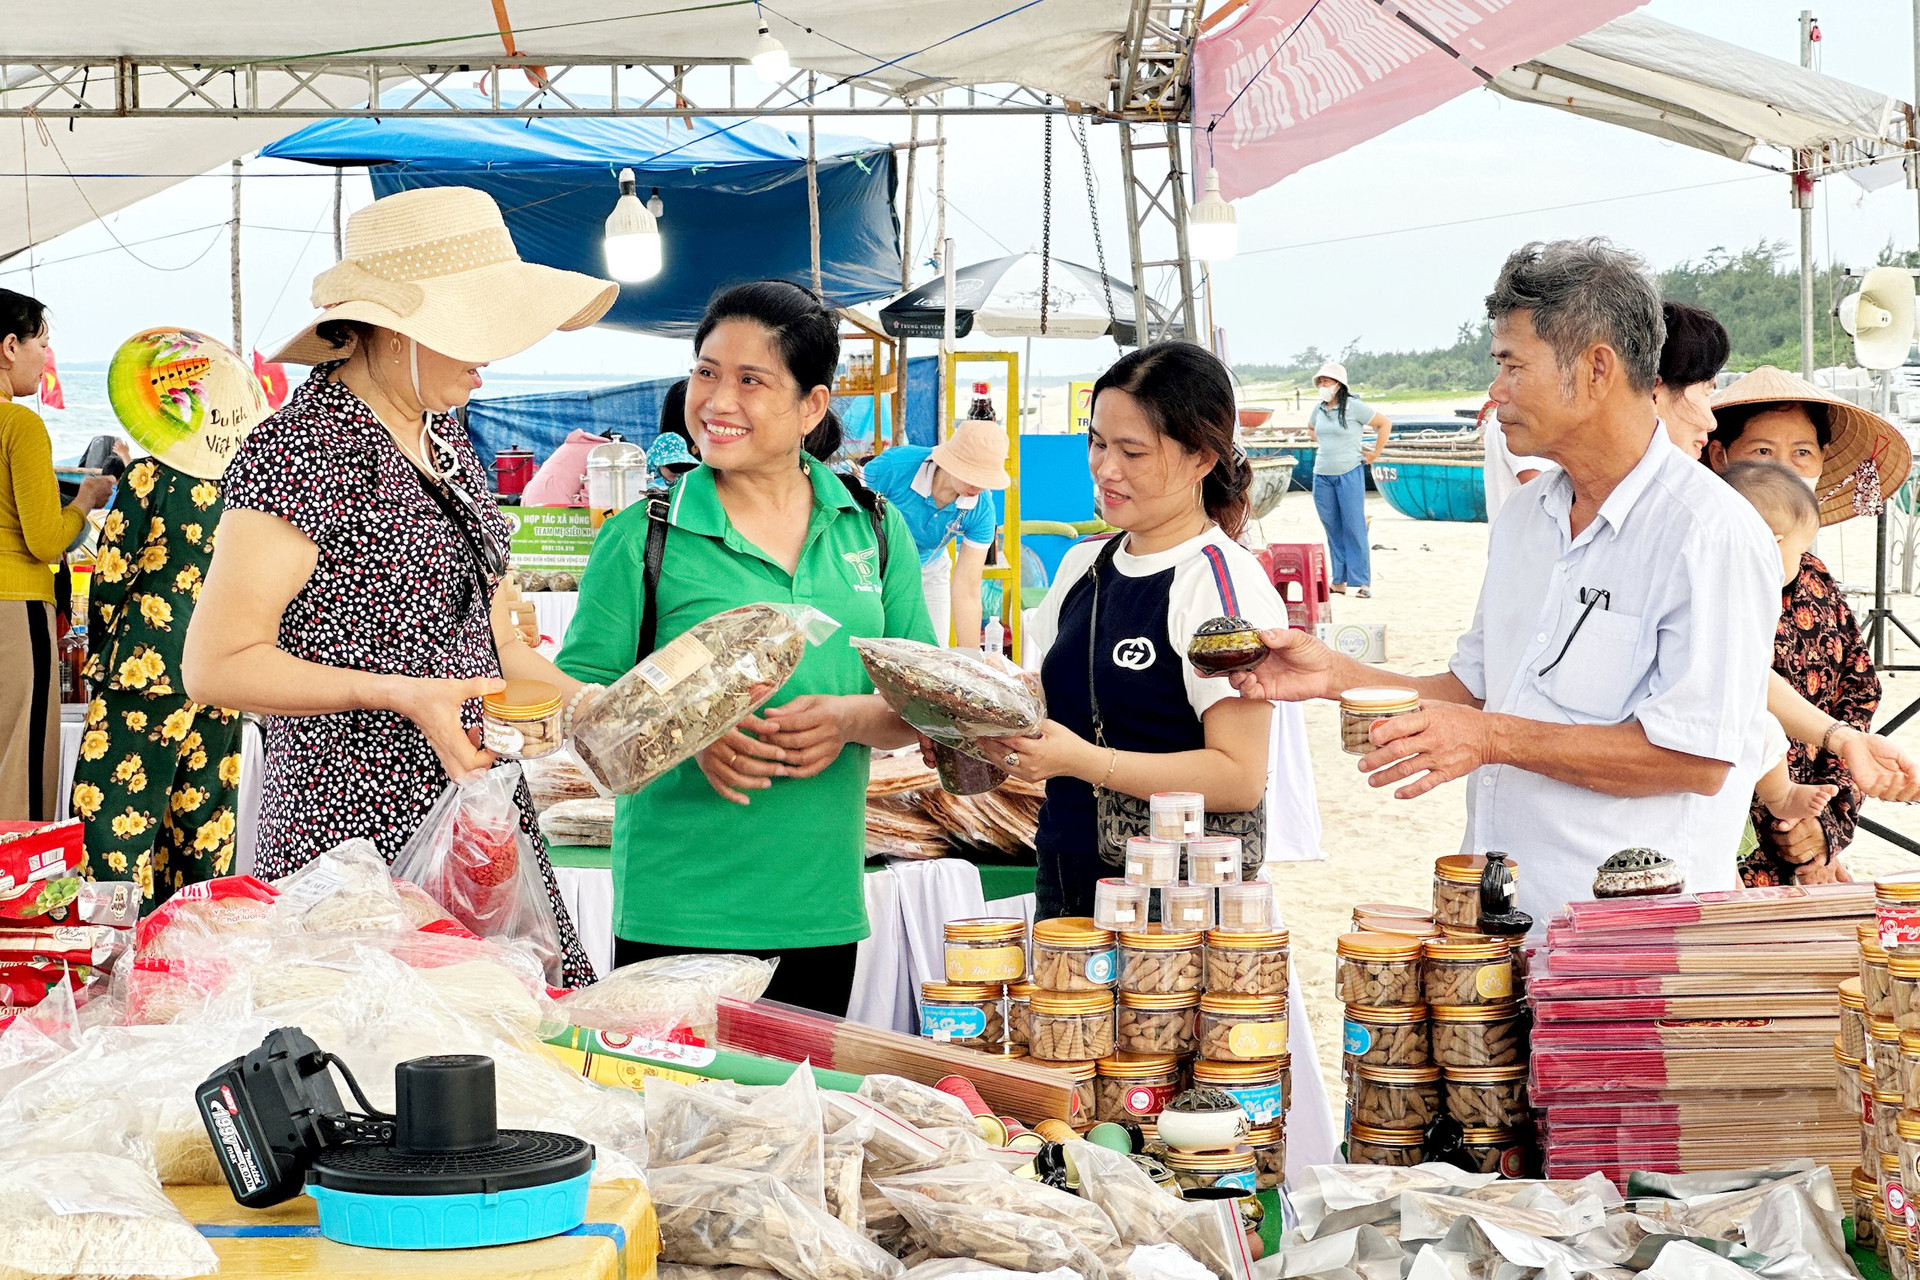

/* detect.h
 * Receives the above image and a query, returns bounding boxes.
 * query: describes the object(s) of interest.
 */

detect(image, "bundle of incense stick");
[1547,915,1870,948]
[714,996,1080,1122]
[1530,1018,1837,1052]
[1541,941,1857,977]
[1563,882,1872,932]
[1529,970,1848,999]
[1531,1047,1834,1094]
[1529,991,1841,1022]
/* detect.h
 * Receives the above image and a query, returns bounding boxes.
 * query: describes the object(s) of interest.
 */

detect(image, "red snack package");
[0,819,84,894]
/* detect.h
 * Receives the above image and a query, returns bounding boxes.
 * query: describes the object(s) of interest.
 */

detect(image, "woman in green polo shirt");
[559,281,932,1016]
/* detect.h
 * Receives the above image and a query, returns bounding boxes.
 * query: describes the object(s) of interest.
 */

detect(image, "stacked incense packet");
[928,792,1293,1193]
[1338,854,1533,1175]
[1531,881,1867,1193]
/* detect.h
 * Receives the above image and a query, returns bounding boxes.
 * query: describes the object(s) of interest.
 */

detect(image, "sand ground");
[1242,400,1920,1097]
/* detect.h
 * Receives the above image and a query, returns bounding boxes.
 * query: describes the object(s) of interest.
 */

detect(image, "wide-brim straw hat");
[1315,361,1349,388]
[931,417,1012,491]
[1711,364,1912,526]
[270,186,617,367]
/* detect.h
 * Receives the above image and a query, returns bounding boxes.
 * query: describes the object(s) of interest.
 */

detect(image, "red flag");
[252,349,290,409]
[37,347,64,410]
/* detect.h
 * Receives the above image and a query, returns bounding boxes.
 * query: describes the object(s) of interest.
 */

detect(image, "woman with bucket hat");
[182,186,615,985]
[1305,361,1393,597]
[1706,364,1919,886]
[860,416,1012,648]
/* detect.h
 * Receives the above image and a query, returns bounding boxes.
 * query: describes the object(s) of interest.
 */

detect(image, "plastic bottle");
[983,616,1006,656]
[968,381,997,421]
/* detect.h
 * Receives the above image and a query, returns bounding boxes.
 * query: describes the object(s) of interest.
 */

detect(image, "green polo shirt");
[557,459,933,949]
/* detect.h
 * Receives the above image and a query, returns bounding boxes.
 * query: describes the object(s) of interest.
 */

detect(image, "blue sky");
[5,0,1917,380]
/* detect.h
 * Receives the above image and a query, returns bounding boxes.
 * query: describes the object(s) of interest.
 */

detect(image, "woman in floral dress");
[182,188,616,986]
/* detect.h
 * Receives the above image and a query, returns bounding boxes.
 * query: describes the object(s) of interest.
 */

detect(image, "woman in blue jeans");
[1306,361,1392,597]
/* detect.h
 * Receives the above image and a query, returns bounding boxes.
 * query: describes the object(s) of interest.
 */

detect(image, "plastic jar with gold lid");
[1119,926,1204,995]
[1858,1167,1882,1252]
[1340,688,1419,756]
[1886,1212,1909,1277]
[1352,903,1431,931]
[1432,1002,1525,1069]
[1198,993,1289,1062]
[1245,1122,1285,1190]
[1865,924,1896,1019]
[481,679,564,759]
[1903,1030,1920,1111]
[917,981,1006,1047]
[1894,955,1920,1033]
[1460,1126,1528,1178]
[1423,937,1515,1007]
[1347,1123,1425,1167]
[1343,1003,1431,1068]
[1118,990,1200,1057]
[1899,1111,1920,1220]
[1874,1086,1906,1157]
[944,917,1027,984]
[1839,1040,1868,1113]
[1841,977,1870,1062]
[1880,876,1920,951]
[1044,1059,1097,1128]
[1028,990,1116,1063]
[1335,931,1423,1007]
[1433,854,1519,930]
[1883,1150,1909,1239]
[1443,1064,1529,1129]
[1350,1064,1441,1133]
[1205,929,1290,996]
[1007,981,1036,1048]
[1094,1052,1183,1124]
[1191,1058,1288,1126]
[1031,918,1117,991]
[1165,1147,1260,1194]
[1875,1017,1907,1098]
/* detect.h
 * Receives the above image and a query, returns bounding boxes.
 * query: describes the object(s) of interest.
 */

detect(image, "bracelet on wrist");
[562,684,604,743]
[1819,721,1847,756]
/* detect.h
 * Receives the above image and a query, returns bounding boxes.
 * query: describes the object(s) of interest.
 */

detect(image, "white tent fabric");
[2,0,1132,253]
[1491,13,1909,178]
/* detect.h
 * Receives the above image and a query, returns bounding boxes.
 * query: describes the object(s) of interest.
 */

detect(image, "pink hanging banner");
[1194,0,1646,202]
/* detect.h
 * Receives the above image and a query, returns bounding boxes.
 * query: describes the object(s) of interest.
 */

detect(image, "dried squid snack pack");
[852,637,1046,741]
[573,603,839,795]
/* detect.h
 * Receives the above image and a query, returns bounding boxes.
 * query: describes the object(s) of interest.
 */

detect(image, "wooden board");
[170,1182,657,1280]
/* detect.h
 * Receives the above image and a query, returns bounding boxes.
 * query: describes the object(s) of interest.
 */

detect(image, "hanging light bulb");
[647,188,664,219]
[603,167,662,283]
[751,22,791,83]
[1188,166,1239,263]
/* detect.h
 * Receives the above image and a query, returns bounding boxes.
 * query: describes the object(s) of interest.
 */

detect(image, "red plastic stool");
[1263,542,1331,630]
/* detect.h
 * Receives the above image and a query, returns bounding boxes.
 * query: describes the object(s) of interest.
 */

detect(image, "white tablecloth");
[58,707,266,872]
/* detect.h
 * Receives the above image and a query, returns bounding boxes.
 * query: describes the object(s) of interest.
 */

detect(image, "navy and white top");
[1024,526,1306,915]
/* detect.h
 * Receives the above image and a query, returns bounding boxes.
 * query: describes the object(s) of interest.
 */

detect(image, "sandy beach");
[1242,399,1920,1097]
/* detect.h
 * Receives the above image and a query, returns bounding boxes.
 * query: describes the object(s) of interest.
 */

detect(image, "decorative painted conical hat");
[107,328,268,479]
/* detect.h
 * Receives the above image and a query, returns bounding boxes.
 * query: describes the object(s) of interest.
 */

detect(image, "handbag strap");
[1085,534,1126,754]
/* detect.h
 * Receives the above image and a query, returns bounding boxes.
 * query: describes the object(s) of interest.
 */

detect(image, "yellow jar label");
[948,945,1025,982]
[1228,1018,1288,1058]
[1475,965,1514,1000]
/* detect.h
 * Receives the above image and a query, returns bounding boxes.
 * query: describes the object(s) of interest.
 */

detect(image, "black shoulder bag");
[634,472,893,662]
[1088,535,1268,873]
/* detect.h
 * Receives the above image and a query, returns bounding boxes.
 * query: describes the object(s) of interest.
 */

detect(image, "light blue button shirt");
[1309,395,1375,476]
[862,444,999,566]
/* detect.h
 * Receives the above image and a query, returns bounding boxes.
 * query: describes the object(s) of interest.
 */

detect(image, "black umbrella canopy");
[878,252,1163,345]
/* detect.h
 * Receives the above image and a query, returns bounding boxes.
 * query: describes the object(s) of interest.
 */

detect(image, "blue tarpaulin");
[463,356,941,471]
[263,90,901,336]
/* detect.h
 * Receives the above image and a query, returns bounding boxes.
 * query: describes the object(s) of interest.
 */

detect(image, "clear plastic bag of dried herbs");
[851,637,1046,740]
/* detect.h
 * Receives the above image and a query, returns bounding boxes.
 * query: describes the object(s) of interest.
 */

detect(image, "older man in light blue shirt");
[1218,239,1779,927]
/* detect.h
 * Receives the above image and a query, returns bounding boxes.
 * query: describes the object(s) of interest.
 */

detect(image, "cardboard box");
[1317,621,1387,664]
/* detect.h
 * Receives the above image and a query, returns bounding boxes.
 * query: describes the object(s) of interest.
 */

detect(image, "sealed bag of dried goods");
[571,603,840,795]
[853,638,1044,795]
[269,838,412,933]
[560,952,776,1043]
[392,764,565,986]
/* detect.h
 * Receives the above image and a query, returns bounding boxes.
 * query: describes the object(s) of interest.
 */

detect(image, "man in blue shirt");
[861,417,1010,647]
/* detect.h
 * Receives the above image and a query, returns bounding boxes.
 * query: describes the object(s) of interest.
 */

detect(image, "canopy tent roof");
[1490,13,1911,180]
[262,91,902,337]
[2,0,1133,255]
[1,1,1131,101]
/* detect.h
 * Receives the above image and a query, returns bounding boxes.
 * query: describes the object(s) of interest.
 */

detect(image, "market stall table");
[170,1180,657,1279]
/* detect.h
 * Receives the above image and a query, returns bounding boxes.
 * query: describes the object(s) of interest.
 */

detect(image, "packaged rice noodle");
[133,875,278,960]
[560,952,777,1042]
[0,877,139,929]
[269,838,413,933]
[572,603,840,795]
[0,1149,218,1280]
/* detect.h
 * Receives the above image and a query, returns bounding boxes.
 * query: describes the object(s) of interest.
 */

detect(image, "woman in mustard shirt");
[559,281,931,1016]
[0,290,114,820]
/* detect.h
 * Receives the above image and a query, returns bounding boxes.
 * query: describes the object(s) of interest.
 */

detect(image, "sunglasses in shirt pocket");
[1544,607,1645,722]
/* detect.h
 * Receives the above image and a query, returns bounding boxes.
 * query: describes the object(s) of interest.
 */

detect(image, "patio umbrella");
[879,252,1164,345]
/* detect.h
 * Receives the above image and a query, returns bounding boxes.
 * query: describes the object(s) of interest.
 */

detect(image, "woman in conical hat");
[1706,364,1918,888]
[183,186,616,985]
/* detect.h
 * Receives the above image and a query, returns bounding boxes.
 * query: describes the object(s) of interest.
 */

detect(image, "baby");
[1722,461,1839,826]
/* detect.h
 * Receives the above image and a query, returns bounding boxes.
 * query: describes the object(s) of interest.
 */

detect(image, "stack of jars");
[1855,878,1920,1276]
[930,916,1030,1053]
[1337,853,1531,1175]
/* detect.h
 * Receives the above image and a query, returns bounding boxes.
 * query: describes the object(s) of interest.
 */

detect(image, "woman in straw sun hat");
[1705,364,1920,888]
[183,185,615,985]
[860,414,1012,648]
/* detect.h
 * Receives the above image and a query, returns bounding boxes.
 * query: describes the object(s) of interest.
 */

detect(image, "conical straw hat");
[270,186,617,366]
[1711,364,1912,526]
